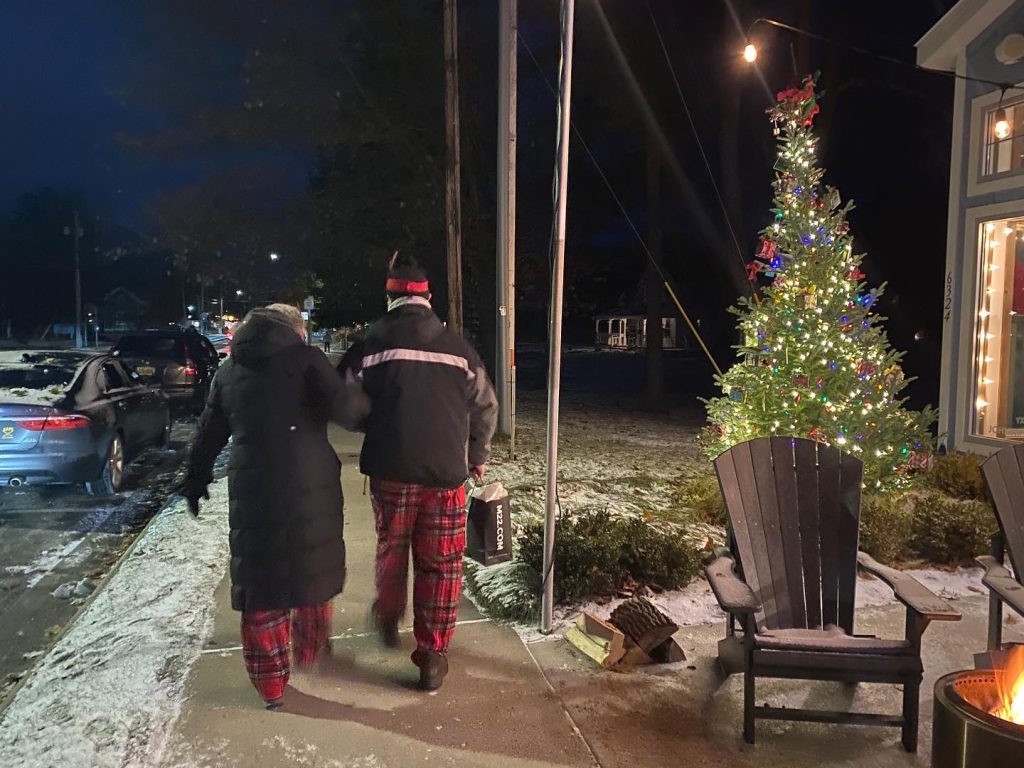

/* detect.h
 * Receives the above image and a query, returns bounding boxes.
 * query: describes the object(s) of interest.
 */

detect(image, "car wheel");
[86,434,125,496]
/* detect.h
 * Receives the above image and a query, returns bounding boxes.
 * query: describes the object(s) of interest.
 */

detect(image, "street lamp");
[743,43,758,63]
[236,290,244,297]
[269,252,279,262]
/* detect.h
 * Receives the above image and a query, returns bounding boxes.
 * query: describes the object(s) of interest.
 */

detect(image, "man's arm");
[466,353,498,472]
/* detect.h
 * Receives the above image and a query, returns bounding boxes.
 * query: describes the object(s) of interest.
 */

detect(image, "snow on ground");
[511,567,989,645]
[0,479,229,768]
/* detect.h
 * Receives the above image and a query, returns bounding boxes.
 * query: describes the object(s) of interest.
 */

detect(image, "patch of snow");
[857,566,987,608]
[0,479,230,768]
[514,567,988,645]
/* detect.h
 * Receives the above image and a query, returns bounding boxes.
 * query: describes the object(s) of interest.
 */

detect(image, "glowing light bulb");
[994,107,1011,139]
[743,43,758,63]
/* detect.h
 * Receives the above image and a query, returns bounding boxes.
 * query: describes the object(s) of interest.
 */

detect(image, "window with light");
[983,100,1024,177]
[974,217,1024,439]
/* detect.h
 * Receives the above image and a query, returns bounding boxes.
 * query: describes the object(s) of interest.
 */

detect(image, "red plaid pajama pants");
[240,601,332,703]
[370,479,468,654]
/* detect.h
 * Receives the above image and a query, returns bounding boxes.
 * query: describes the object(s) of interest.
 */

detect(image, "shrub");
[927,451,987,501]
[518,509,701,604]
[859,493,913,564]
[909,491,996,564]
[678,473,727,526]
[463,559,539,623]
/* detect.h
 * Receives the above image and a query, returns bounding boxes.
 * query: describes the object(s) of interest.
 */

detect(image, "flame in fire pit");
[992,646,1024,725]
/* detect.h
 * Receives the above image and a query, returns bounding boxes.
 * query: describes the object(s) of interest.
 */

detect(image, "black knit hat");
[385,251,430,298]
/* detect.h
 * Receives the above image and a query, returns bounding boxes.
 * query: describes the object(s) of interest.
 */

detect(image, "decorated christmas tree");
[703,75,934,490]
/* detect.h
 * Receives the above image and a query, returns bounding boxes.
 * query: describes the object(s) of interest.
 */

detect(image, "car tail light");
[183,359,198,377]
[15,415,92,431]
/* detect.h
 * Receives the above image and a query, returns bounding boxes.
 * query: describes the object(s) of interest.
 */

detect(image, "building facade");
[920,0,1024,452]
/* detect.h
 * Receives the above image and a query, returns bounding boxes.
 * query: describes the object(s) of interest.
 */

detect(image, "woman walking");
[180,304,368,708]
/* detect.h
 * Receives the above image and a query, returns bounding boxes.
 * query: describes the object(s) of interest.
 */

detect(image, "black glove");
[177,475,210,518]
[185,489,209,517]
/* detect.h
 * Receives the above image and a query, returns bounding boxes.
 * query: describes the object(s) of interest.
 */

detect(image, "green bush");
[463,559,539,623]
[909,491,996,564]
[678,473,727,525]
[859,493,913,564]
[518,509,701,604]
[927,451,987,501]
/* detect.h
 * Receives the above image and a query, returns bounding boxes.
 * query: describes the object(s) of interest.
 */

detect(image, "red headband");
[386,278,429,294]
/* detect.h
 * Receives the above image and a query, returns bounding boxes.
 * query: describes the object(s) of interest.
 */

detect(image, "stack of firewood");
[565,596,685,669]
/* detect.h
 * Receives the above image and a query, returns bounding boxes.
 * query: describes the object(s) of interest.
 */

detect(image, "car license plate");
[136,366,156,377]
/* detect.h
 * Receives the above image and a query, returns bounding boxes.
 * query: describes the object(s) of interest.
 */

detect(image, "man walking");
[354,253,497,691]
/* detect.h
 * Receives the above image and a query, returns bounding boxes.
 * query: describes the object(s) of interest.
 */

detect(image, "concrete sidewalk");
[161,426,597,768]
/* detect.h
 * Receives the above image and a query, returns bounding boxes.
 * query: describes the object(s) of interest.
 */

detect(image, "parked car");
[110,329,219,413]
[0,350,171,494]
[206,333,232,359]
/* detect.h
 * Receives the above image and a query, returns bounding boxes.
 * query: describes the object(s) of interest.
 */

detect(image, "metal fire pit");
[932,670,1024,768]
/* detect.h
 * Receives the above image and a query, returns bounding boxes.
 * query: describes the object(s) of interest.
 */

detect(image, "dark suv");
[111,329,219,413]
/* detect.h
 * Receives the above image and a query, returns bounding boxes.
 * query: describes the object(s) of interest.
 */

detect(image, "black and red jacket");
[355,299,498,489]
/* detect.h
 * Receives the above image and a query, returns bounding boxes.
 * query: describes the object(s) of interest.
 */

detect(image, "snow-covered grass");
[0,479,229,768]
[486,392,709,524]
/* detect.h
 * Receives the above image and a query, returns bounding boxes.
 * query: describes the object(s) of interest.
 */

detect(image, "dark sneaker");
[411,648,448,691]
[265,699,284,711]
[371,602,400,649]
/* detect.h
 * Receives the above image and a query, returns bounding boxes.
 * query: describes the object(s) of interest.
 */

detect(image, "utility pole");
[496,0,518,453]
[443,0,464,335]
[73,210,83,348]
[541,0,576,635]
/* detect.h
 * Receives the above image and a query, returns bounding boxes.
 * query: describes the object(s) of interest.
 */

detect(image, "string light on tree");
[701,74,935,490]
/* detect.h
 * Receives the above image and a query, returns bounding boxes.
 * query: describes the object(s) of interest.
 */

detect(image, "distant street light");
[269,252,279,262]
[236,290,244,297]
[743,43,757,62]
[187,304,196,312]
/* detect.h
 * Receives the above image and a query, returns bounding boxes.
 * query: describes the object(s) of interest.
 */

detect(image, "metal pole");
[496,0,518,455]
[541,0,575,635]
[73,210,83,348]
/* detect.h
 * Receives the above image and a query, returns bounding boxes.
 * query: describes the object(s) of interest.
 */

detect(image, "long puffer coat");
[184,309,369,612]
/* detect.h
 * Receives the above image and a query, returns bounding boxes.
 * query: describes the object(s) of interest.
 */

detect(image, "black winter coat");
[355,300,498,488]
[184,310,369,612]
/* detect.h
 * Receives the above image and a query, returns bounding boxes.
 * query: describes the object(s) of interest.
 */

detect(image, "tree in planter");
[702,75,934,490]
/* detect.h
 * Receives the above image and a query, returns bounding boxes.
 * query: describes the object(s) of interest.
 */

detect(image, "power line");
[747,17,1024,93]
[519,31,723,375]
[644,0,756,303]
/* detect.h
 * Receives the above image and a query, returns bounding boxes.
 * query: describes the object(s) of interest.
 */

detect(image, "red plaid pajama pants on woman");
[240,601,332,703]
[370,480,468,654]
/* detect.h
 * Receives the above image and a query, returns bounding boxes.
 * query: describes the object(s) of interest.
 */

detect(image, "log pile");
[565,596,686,669]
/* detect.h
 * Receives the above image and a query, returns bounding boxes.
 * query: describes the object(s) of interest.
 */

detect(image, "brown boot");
[411,648,448,691]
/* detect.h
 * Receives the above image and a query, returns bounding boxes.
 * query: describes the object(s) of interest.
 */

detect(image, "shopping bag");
[465,481,513,566]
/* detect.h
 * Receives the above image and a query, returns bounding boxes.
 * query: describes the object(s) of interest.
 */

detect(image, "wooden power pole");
[443,0,464,334]
[496,0,517,447]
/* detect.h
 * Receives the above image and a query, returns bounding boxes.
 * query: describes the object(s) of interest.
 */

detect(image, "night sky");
[0,0,958,407]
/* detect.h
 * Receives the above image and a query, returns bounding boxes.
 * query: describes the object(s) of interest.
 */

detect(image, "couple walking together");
[180,254,498,708]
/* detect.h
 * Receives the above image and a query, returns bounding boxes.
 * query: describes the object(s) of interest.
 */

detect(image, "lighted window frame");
[982,98,1024,178]
[972,217,1024,440]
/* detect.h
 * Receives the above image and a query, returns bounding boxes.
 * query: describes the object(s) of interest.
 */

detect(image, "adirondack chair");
[706,437,961,752]
[978,443,1024,651]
